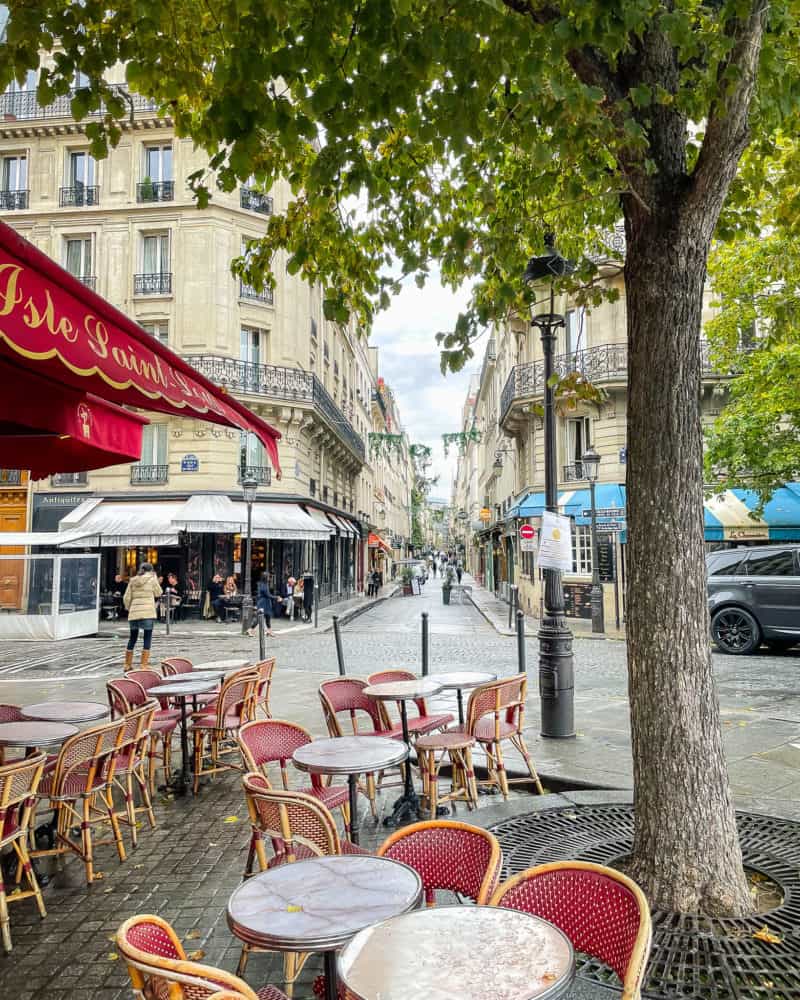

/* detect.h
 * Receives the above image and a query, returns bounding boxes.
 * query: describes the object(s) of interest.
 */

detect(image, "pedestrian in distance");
[302,570,314,622]
[249,571,275,637]
[456,560,463,584]
[123,562,162,671]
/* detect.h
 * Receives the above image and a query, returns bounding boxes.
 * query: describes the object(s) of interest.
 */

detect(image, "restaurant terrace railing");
[185,355,366,464]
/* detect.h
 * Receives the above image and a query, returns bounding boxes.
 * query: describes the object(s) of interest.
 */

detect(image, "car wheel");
[765,638,798,652]
[711,607,761,655]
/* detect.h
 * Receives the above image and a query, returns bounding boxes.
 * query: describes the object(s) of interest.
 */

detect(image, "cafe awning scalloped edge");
[0,221,281,475]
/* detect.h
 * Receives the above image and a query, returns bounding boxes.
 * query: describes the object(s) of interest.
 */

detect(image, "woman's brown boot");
[124,649,134,672]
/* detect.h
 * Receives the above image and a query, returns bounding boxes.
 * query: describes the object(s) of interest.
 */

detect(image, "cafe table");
[193,658,252,672]
[0,721,78,763]
[433,669,497,724]
[148,679,218,795]
[363,678,442,825]
[21,701,108,724]
[292,735,409,845]
[338,904,575,1000]
[227,854,422,1000]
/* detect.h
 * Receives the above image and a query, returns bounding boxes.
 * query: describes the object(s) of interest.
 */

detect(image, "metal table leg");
[456,689,465,726]
[348,773,359,846]
[385,701,419,827]
[324,949,338,1000]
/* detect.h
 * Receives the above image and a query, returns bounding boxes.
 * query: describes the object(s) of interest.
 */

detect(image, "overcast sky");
[370,270,481,503]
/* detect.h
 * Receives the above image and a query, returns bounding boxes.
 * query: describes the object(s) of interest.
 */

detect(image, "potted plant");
[442,565,456,604]
[140,175,155,201]
[400,566,415,596]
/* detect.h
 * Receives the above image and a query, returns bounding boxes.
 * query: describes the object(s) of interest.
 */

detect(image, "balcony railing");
[59,185,100,207]
[371,388,388,423]
[0,85,159,122]
[240,188,273,214]
[238,465,271,485]
[134,272,172,296]
[0,469,23,485]
[0,189,28,210]
[563,463,585,482]
[130,464,168,485]
[137,180,174,203]
[500,341,744,424]
[239,281,274,305]
[51,472,87,486]
[74,275,96,290]
[184,355,366,463]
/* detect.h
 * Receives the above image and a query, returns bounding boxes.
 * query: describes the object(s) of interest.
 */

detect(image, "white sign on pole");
[520,539,537,552]
[537,510,573,571]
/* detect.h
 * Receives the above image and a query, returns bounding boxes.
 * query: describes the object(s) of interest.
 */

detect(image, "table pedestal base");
[323,949,338,1000]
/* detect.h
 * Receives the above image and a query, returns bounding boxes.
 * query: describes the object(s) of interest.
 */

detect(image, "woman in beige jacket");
[123,562,162,670]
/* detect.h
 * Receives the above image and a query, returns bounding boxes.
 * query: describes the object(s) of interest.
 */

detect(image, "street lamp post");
[523,234,575,739]
[581,445,606,635]
[240,476,258,636]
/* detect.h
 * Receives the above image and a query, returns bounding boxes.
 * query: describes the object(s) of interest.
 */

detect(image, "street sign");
[582,507,626,518]
[597,520,625,531]
[479,507,491,522]
[519,524,536,540]
[181,454,199,472]
[520,539,536,552]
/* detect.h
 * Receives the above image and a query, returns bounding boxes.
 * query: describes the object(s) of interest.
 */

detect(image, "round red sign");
[519,524,536,540]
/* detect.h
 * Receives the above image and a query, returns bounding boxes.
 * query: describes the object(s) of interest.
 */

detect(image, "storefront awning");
[368,532,393,554]
[518,484,626,524]
[704,485,800,541]
[0,529,94,547]
[172,494,245,533]
[328,513,358,537]
[173,495,333,541]
[305,509,336,536]
[58,500,183,547]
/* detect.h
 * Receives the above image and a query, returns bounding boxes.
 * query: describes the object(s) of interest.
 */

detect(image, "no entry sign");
[519,524,536,540]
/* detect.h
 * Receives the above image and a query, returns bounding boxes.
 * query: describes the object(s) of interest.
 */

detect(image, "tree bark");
[623,207,753,915]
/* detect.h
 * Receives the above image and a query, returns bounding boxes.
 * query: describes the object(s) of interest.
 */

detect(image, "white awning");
[305,508,336,536]
[329,514,357,537]
[247,503,331,541]
[172,494,244,533]
[58,501,183,547]
[0,530,94,547]
[60,498,104,527]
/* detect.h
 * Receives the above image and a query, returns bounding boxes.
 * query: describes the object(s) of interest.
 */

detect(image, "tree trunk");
[624,208,753,916]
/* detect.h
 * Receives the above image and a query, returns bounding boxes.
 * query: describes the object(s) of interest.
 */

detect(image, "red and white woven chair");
[127,670,182,720]
[0,704,24,764]
[117,913,288,1000]
[161,656,194,676]
[254,657,276,719]
[490,861,653,1000]
[367,669,453,738]
[0,752,47,952]
[191,671,258,794]
[238,720,350,834]
[108,677,178,794]
[109,701,157,848]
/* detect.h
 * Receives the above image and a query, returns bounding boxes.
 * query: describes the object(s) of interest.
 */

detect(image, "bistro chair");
[238,720,350,835]
[192,671,258,795]
[31,716,128,884]
[161,656,194,676]
[0,752,47,952]
[456,674,544,797]
[108,677,178,794]
[490,861,653,1000]
[127,670,182,719]
[109,701,157,848]
[254,657,276,719]
[0,704,23,764]
[367,669,453,738]
[239,774,367,985]
[377,819,502,905]
[117,913,288,1000]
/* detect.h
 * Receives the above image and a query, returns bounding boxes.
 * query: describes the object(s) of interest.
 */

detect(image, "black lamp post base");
[538,614,576,739]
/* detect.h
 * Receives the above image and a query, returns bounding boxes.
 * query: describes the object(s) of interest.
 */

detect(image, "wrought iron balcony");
[137,180,174,203]
[59,186,100,207]
[185,355,366,464]
[130,464,168,485]
[563,463,585,482]
[51,472,87,486]
[0,469,23,485]
[238,465,271,485]
[75,275,97,290]
[134,272,172,296]
[239,281,274,305]
[0,85,158,122]
[240,188,273,214]
[0,189,28,210]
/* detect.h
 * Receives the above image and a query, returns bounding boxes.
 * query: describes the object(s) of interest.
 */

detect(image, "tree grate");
[490,805,800,1000]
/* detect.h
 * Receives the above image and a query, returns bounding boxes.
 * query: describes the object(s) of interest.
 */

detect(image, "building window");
[73,70,90,89]
[239,431,271,484]
[135,233,172,294]
[238,237,273,303]
[61,150,99,206]
[51,472,88,486]
[0,153,28,210]
[310,319,318,343]
[565,416,592,480]
[240,326,265,367]
[138,145,174,202]
[141,320,169,346]
[565,307,585,359]
[240,178,273,215]
[571,523,592,575]
[64,237,94,288]
[131,424,168,483]
[310,478,317,497]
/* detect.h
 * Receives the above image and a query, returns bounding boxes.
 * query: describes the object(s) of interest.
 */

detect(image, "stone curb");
[320,585,401,632]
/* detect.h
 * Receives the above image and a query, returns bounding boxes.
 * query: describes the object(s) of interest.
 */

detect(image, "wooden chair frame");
[254,657,276,719]
[192,670,258,795]
[108,676,175,794]
[109,701,157,848]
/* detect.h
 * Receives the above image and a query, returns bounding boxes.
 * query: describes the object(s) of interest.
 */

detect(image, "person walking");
[123,562,162,670]
[456,560,463,584]
[249,571,275,637]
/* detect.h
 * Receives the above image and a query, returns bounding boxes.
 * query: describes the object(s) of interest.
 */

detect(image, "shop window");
[571,523,592,575]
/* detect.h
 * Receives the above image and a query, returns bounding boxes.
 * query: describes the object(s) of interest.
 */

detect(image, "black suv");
[707,545,800,654]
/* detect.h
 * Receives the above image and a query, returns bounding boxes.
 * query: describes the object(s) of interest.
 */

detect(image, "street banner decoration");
[0,221,281,474]
[537,511,573,571]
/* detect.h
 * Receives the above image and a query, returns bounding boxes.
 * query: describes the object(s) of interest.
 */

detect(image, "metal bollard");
[421,612,430,677]
[165,591,171,636]
[257,609,266,660]
[314,597,319,629]
[516,609,526,673]
[508,585,518,630]
[333,615,347,676]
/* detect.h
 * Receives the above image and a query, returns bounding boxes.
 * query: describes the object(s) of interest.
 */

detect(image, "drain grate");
[490,805,800,1000]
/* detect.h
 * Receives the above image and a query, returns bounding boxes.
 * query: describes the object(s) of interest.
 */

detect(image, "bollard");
[257,608,266,660]
[165,590,171,636]
[333,615,347,676]
[421,612,430,677]
[508,585,518,630]
[314,597,319,630]
[516,609,526,673]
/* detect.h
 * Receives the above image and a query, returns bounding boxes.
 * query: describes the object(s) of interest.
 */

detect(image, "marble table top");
[363,679,443,702]
[0,721,79,748]
[21,701,108,724]
[293,736,408,776]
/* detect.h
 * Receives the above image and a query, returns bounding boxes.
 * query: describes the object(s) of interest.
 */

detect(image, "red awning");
[0,355,147,479]
[368,532,392,554]
[0,221,281,475]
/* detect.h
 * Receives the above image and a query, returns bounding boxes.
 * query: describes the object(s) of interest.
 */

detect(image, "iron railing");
[0,189,28,210]
[239,281,274,304]
[130,464,168,485]
[500,341,743,424]
[0,86,159,122]
[74,275,97,290]
[238,465,271,485]
[51,472,87,486]
[59,185,99,207]
[240,188,273,214]
[134,272,172,295]
[563,463,585,482]
[137,180,174,203]
[0,469,23,485]
[184,355,366,463]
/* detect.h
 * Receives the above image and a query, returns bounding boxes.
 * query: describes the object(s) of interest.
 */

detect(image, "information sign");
[181,454,200,472]
[537,511,572,571]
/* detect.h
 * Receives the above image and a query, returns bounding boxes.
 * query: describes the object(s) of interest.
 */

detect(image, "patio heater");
[240,476,258,635]
[581,444,606,635]
[522,233,575,739]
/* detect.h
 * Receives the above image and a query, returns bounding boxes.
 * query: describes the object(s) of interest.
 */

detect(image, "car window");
[744,550,798,576]
[708,551,746,576]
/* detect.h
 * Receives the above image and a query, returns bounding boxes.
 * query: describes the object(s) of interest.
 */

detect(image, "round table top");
[0,721,79,748]
[433,670,497,690]
[293,736,409,776]
[193,659,251,671]
[149,680,219,698]
[338,905,575,1000]
[21,701,108,724]
[363,679,443,701]
[227,855,422,953]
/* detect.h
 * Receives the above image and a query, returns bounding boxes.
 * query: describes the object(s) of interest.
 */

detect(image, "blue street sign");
[181,454,199,472]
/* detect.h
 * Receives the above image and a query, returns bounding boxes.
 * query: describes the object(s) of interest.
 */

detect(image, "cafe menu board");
[563,583,593,619]
[597,538,615,583]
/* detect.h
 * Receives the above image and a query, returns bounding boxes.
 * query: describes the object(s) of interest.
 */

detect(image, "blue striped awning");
[518,484,626,523]
[704,485,800,542]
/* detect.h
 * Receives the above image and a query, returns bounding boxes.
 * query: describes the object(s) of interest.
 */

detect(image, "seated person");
[165,571,183,620]
[208,573,225,622]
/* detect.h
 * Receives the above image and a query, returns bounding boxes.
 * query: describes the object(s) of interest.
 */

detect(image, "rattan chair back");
[107,677,147,717]
[465,674,527,740]
[238,719,313,788]
[242,772,340,862]
[254,657,276,716]
[214,671,258,729]
[318,678,386,737]
[47,715,127,800]
[0,752,45,850]
[161,657,194,676]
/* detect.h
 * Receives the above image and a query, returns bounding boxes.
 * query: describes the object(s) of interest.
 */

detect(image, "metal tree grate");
[490,805,800,1000]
